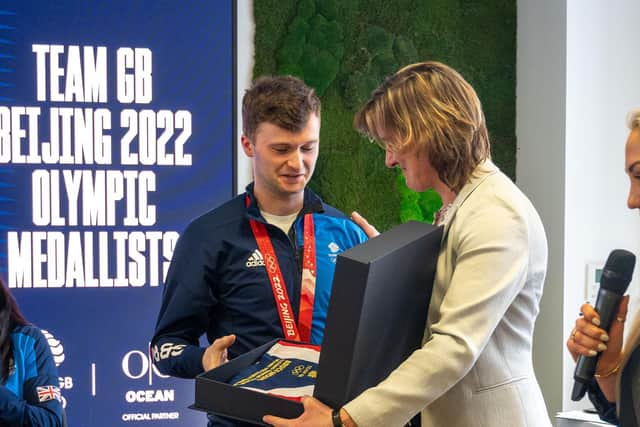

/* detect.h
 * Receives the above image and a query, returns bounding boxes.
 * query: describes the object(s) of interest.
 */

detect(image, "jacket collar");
[439,159,499,237]
[243,182,324,222]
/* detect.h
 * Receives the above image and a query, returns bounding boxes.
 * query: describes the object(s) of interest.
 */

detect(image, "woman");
[0,277,63,426]
[264,61,550,427]
[566,108,640,426]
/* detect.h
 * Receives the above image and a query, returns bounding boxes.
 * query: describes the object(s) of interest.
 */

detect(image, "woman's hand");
[567,296,628,367]
[263,396,356,427]
[351,211,380,238]
[566,295,629,401]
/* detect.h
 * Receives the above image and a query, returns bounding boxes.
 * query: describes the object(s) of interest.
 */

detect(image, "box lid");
[314,220,442,408]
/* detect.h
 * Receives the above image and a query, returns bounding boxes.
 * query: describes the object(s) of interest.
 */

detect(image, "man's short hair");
[354,61,491,193]
[242,75,321,141]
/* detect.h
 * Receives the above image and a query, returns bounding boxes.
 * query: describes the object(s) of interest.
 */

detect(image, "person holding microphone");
[566,109,640,426]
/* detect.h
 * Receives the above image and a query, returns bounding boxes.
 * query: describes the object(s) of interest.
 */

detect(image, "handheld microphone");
[571,249,635,401]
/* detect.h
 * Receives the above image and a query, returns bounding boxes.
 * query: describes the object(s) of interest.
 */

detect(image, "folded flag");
[229,340,320,400]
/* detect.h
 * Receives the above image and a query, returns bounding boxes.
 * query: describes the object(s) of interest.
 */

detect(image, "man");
[151,76,367,426]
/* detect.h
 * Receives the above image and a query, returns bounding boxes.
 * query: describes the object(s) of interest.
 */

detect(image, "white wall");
[518,0,640,416]
[517,0,567,417]
[236,0,254,193]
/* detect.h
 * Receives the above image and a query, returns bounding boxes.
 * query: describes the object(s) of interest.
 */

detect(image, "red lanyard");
[246,196,317,342]
[298,215,316,341]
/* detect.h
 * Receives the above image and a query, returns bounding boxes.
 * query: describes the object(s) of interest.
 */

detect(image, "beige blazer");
[344,160,551,427]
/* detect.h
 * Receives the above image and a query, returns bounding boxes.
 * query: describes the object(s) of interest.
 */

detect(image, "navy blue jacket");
[151,185,367,379]
[0,324,63,427]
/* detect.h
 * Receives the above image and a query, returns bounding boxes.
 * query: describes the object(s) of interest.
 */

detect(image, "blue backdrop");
[0,1,235,425]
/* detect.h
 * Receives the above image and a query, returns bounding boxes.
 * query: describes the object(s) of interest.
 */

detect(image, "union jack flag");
[36,385,61,403]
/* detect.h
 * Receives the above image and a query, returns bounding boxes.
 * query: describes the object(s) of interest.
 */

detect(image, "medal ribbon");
[298,214,316,342]
[246,196,317,342]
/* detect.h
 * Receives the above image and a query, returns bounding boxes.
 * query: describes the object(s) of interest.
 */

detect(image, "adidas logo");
[246,249,265,267]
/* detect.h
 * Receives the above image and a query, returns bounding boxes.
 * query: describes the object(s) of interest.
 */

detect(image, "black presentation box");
[192,221,443,425]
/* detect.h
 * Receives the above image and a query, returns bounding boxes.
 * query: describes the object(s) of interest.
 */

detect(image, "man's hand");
[351,211,379,238]
[202,334,236,371]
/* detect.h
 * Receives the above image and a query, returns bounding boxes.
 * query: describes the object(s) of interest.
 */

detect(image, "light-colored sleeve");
[343,191,534,427]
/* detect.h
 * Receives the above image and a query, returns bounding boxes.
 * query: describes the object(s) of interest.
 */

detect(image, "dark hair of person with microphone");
[0,277,63,426]
[566,108,640,426]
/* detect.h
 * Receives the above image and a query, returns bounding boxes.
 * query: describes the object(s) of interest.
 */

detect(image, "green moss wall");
[253,0,516,231]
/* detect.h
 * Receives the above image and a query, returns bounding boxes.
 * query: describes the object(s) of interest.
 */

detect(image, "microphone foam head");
[601,249,636,294]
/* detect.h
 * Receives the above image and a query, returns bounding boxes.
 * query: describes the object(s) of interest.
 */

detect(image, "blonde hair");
[354,61,491,192]
[627,109,640,130]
